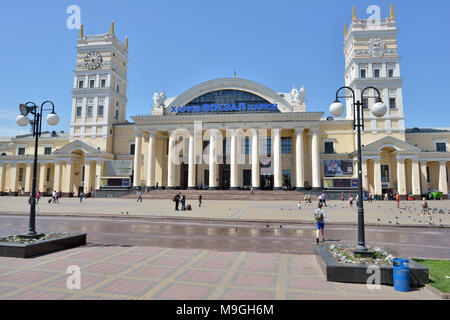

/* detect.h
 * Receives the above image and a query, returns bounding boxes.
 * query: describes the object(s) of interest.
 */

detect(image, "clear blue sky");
[0,0,449,136]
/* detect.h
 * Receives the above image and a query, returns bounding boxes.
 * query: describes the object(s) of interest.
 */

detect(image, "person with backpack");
[199,194,202,207]
[181,194,186,211]
[313,203,326,243]
[173,193,181,211]
[137,189,142,202]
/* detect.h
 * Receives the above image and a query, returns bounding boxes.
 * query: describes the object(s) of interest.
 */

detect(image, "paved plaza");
[0,196,449,227]
[0,244,440,300]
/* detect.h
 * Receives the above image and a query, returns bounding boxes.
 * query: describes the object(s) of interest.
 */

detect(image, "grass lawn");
[413,259,450,293]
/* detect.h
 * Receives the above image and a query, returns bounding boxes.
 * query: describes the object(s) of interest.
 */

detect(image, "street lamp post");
[16,101,59,238]
[329,87,387,255]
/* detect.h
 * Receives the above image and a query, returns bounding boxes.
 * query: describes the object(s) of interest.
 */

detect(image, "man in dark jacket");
[174,193,181,211]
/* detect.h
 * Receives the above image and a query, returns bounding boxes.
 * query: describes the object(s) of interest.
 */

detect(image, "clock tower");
[343,5,405,142]
[70,21,129,153]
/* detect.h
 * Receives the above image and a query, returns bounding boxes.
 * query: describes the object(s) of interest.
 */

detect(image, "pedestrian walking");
[79,192,84,203]
[341,192,345,201]
[421,197,429,216]
[313,203,326,243]
[137,189,142,202]
[368,192,373,203]
[298,201,302,210]
[321,193,327,207]
[199,194,202,207]
[52,190,57,204]
[348,194,354,209]
[181,194,186,211]
[155,182,159,190]
[356,194,359,207]
[396,193,400,209]
[250,187,254,196]
[307,194,312,203]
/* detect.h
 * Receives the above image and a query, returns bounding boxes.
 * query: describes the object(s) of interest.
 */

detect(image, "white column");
[133,132,143,187]
[84,160,92,194]
[374,159,382,197]
[147,132,156,188]
[438,161,448,198]
[24,163,32,193]
[38,163,46,194]
[273,128,282,190]
[188,130,196,189]
[53,162,61,193]
[295,128,304,190]
[0,164,5,193]
[310,128,321,190]
[95,160,103,190]
[362,159,369,191]
[419,161,428,195]
[251,129,260,189]
[10,164,18,193]
[64,161,73,195]
[397,158,406,197]
[230,129,238,189]
[167,132,176,188]
[411,160,421,197]
[209,131,217,189]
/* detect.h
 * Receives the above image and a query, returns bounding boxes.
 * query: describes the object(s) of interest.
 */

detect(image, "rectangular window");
[389,97,396,109]
[362,98,369,109]
[89,80,95,88]
[360,69,366,78]
[78,80,84,88]
[324,142,334,154]
[203,140,209,153]
[374,69,380,78]
[388,69,394,78]
[129,144,135,155]
[18,147,25,155]
[101,79,106,88]
[76,106,82,117]
[87,106,93,117]
[381,165,390,182]
[281,138,292,154]
[97,105,104,116]
[436,142,447,152]
[18,168,24,182]
[44,147,52,155]
[243,170,251,186]
[282,169,291,188]
[426,166,431,183]
[262,137,272,156]
[115,110,119,120]
[46,167,51,182]
[242,137,251,155]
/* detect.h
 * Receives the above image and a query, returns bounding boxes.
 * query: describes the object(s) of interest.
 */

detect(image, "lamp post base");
[353,247,375,259]
[19,233,45,240]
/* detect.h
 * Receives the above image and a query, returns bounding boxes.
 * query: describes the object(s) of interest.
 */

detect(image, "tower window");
[360,69,366,78]
[78,80,84,88]
[44,147,52,155]
[18,147,26,155]
[76,106,82,117]
[435,142,447,152]
[281,137,292,154]
[87,106,93,117]
[98,105,104,116]
[374,69,380,78]
[101,79,106,88]
[389,98,396,109]
[130,144,135,155]
[89,80,95,88]
[362,98,369,109]
[115,110,119,120]
[388,69,394,78]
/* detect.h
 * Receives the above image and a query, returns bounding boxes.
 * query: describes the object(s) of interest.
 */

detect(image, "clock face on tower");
[84,52,103,70]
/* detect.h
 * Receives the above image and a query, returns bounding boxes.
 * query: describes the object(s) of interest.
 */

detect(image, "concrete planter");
[314,245,429,287]
[0,233,87,258]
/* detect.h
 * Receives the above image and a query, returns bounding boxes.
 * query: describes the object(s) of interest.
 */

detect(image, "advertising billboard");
[105,160,133,176]
[323,160,353,177]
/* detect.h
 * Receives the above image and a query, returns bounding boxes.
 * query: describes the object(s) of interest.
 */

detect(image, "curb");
[426,284,450,299]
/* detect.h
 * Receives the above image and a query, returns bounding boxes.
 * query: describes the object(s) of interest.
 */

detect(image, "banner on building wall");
[105,160,133,176]
[323,160,353,177]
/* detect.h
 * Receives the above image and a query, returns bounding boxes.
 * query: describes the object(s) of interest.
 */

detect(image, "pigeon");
[395,217,398,219]
[235,226,238,232]
[389,221,392,224]
[280,225,282,229]
[126,211,129,215]
[377,218,381,222]
[121,211,124,214]
[396,222,399,225]
[266,224,269,228]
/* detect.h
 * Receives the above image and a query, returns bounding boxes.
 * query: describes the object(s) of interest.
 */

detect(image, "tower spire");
[125,36,128,49]
[352,6,357,21]
[79,24,83,38]
[390,4,395,19]
[344,24,347,37]
[110,20,115,34]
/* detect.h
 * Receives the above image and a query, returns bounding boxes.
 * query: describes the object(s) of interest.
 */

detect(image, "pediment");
[53,139,102,155]
[362,136,421,152]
